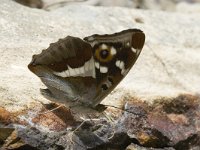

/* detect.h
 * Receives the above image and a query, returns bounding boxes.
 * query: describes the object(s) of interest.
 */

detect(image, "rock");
[176,2,200,13]
[0,128,15,147]
[42,0,141,10]
[42,0,200,11]
[0,0,200,149]
[0,107,13,125]
[115,94,200,149]
[126,144,175,150]
[14,0,44,8]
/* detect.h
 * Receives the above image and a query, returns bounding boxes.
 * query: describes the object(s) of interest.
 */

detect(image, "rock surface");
[14,0,200,12]
[14,0,44,8]
[0,0,200,149]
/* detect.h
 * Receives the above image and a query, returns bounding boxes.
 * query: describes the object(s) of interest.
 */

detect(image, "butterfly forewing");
[29,36,93,73]
[84,29,145,106]
[28,36,97,107]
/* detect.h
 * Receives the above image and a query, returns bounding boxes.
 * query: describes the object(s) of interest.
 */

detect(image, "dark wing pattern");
[28,29,145,111]
[84,29,145,106]
[29,36,93,73]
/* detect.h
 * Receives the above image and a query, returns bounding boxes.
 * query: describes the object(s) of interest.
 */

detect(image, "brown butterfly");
[28,29,145,113]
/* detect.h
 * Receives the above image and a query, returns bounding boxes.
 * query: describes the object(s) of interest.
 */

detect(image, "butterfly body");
[28,29,145,112]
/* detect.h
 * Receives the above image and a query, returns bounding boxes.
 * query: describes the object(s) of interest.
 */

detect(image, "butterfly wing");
[28,36,98,107]
[84,29,145,106]
[28,29,145,111]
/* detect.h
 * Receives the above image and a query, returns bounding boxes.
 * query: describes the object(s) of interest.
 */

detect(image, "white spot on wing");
[79,66,84,74]
[65,70,70,76]
[53,71,66,77]
[53,57,96,78]
[84,58,91,71]
[84,62,89,71]
[119,61,125,69]
[115,60,127,75]
[101,44,108,49]
[85,56,96,78]
[68,65,76,76]
[100,66,108,73]
[110,47,116,55]
[95,62,100,69]
[89,58,94,70]
[131,47,137,53]
[116,60,120,67]
[116,60,124,69]
[74,68,79,75]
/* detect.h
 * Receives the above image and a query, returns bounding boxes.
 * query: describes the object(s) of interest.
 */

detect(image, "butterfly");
[28,29,145,113]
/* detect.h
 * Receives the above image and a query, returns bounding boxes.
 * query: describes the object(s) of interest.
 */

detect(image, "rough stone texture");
[0,0,200,149]
[41,0,200,11]
[115,94,200,149]
[177,2,200,13]
[126,144,175,150]
[1,0,200,112]
[13,0,200,12]
[1,95,199,149]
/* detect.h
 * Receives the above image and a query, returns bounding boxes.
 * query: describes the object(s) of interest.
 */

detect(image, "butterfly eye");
[95,44,116,62]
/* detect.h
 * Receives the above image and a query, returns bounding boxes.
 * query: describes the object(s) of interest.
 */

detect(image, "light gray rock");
[42,0,200,11]
[177,2,200,13]
[0,0,200,112]
[42,0,141,10]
